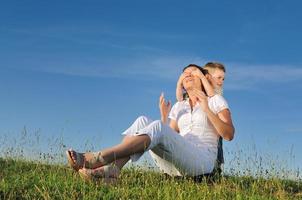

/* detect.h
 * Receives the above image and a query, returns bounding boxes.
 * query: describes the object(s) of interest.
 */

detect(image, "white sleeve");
[209,95,229,114]
[168,102,180,121]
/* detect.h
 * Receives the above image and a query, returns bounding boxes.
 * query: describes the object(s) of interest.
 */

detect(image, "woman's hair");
[183,64,209,75]
[182,64,209,99]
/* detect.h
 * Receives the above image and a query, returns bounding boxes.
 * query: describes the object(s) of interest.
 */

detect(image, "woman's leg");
[68,116,153,169]
[77,120,167,181]
[77,137,134,182]
[77,135,151,183]
[69,134,150,169]
[149,132,216,176]
[93,135,140,170]
[94,134,150,168]
[112,157,130,169]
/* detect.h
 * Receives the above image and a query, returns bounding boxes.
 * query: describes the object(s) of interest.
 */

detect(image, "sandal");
[66,149,108,171]
[78,165,120,184]
[66,149,84,171]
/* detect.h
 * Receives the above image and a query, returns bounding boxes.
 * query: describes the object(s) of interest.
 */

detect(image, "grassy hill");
[0,157,301,199]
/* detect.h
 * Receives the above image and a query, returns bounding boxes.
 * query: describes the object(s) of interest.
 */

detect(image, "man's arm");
[192,70,215,97]
[205,108,234,141]
[192,88,235,141]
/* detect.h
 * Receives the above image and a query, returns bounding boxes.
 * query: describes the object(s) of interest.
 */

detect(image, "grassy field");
[1,157,302,200]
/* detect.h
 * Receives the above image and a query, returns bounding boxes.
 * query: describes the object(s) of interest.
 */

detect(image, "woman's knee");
[122,135,133,142]
[136,115,150,124]
[148,120,163,132]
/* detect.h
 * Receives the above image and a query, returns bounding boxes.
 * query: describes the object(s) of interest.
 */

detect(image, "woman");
[175,62,227,175]
[66,64,235,182]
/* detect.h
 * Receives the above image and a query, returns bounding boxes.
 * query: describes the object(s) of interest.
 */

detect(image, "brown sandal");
[66,149,109,171]
[66,149,84,171]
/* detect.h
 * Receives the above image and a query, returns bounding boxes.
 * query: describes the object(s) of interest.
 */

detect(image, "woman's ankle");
[84,151,109,169]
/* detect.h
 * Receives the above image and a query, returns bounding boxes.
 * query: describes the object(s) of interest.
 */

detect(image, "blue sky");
[1,1,302,176]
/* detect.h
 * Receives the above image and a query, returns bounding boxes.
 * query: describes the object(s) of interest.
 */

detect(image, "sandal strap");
[67,150,84,170]
[74,151,84,167]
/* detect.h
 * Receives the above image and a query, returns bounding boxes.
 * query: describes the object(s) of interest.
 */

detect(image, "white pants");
[122,116,215,176]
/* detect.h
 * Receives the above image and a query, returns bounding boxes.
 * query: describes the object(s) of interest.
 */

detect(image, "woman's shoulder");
[171,100,189,112]
[169,100,188,119]
[172,100,187,108]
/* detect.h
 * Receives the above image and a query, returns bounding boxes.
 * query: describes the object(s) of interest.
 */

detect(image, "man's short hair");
[204,62,226,73]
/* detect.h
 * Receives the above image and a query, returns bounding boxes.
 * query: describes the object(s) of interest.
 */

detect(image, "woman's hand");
[159,92,171,124]
[191,88,209,112]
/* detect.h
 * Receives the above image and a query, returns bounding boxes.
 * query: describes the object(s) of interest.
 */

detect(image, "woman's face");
[182,67,203,91]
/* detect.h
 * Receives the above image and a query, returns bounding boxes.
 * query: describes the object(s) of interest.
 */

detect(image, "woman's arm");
[176,73,186,102]
[169,119,179,133]
[176,82,183,102]
[159,93,180,133]
[192,89,235,141]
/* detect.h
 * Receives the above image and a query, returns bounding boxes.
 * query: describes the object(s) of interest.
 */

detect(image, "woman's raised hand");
[159,92,171,124]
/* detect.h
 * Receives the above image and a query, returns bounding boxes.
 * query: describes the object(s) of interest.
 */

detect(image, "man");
[204,62,226,174]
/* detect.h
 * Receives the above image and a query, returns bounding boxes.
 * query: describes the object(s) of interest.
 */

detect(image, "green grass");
[1,157,302,200]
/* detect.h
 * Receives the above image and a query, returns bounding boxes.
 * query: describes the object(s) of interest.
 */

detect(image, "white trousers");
[122,116,215,176]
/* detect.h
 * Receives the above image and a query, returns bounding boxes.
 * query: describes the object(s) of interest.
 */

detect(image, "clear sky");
[1,1,302,176]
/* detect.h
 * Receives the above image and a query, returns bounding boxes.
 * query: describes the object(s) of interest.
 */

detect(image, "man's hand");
[191,69,206,80]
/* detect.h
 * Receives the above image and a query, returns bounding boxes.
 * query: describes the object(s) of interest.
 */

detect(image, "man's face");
[210,69,225,88]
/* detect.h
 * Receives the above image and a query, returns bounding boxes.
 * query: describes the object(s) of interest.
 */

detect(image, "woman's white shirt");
[168,94,229,157]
